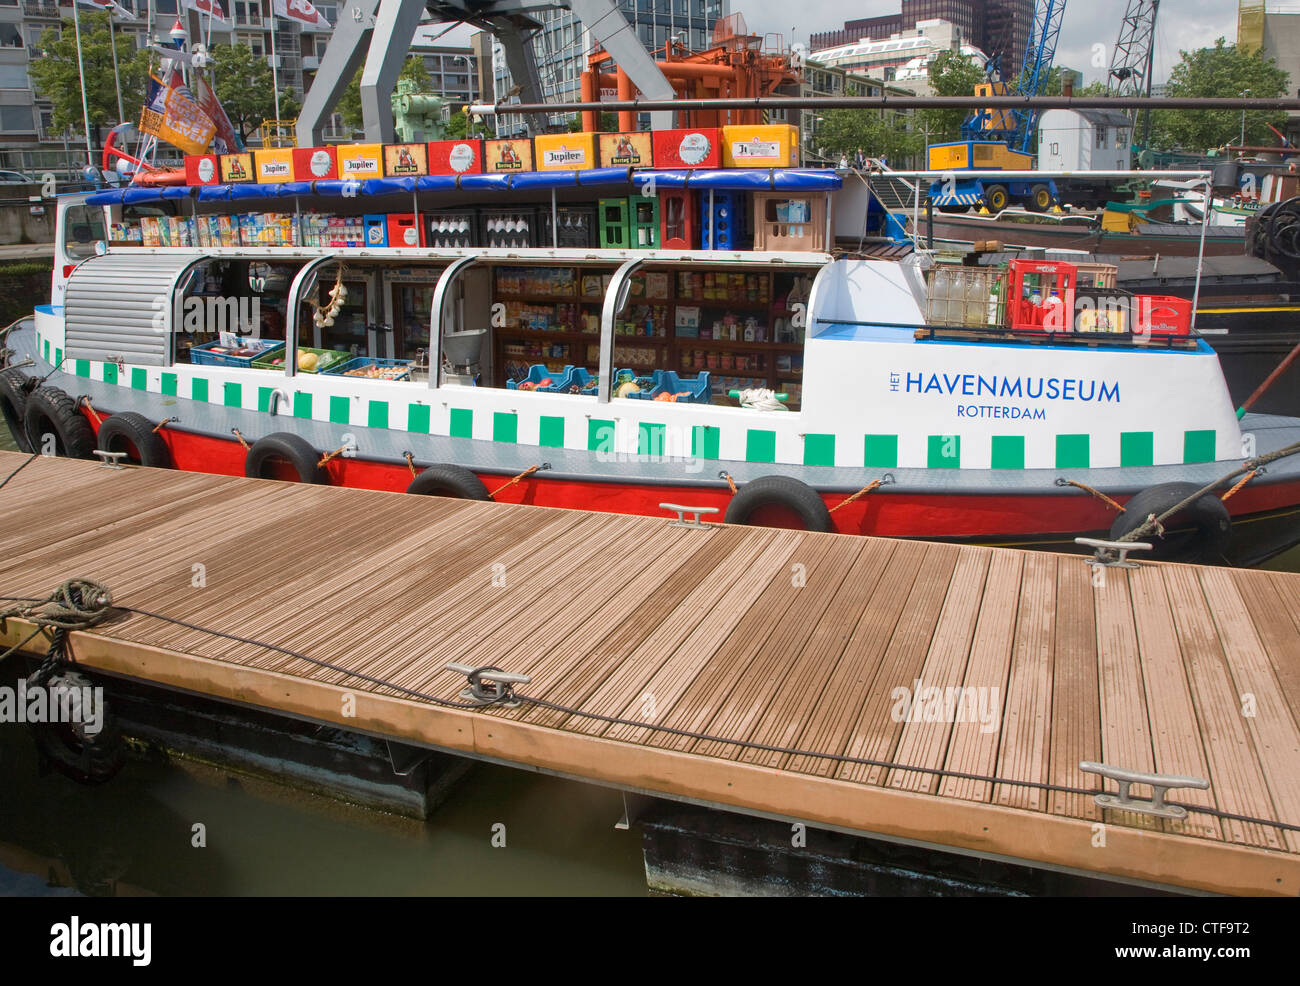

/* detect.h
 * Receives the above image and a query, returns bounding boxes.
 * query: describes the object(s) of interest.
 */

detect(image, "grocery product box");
[427,139,483,175]
[599,132,653,168]
[383,142,428,177]
[721,124,799,168]
[292,146,338,181]
[219,152,254,183]
[652,128,721,169]
[185,154,221,186]
[336,142,384,179]
[484,138,533,172]
[534,132,596,172]
[253,148,294,183]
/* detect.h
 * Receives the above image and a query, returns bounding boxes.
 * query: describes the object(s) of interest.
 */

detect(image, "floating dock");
[1,451,1297,895]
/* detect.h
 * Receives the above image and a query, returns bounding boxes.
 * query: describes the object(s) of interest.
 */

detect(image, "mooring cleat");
[92,449,129,470]
[445,661,531,708]
[660,502,719,528]
[1075,536,1153,569]
[1080,761,1209,820]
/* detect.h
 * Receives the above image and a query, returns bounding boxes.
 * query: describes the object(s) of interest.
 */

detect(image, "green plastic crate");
[252,346,351,373]
[630,196,660,249]
[598,198,631,249]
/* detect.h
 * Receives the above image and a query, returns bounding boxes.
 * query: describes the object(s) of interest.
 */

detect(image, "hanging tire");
[406,464,490,500]
[29,670,127,785]
[96,411,171,469]
[724,475,833,532]
[22,386,95,459]
[244,432,326,484]
[0,368,34,453]
[1109,481,1232,564]
[984,185,1009,212]
[1028,184,1052,212]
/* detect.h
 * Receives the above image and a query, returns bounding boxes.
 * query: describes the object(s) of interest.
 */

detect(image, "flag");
[181,0,230,24]
[272,0,331,30]
[78,0,137,19]
[194,71,244,154]
[139,74,216,155]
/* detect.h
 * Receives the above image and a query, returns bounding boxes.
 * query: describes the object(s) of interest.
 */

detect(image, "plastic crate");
[1008,259,1077,332]
[623,369,711,403]
[1134,295,1192,336]
[479,207,538,248]
[322,356,413,381]
[598,198,631,249]
[506,363,561,390]
[702,191,749,250]
[539,205,597,248]
[752,191,826,252]
[252,346,350,373]
[1074,261,1118,291]
[189,339,284,367]
[425,209,476,248]
[546,365,598,394]
[611,369,654,397]
[926,265,1005,328]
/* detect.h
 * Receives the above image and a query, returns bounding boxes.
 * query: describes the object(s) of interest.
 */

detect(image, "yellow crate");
[484,138,533,172]
[721,125,799,167]
[383,143,428,177]
[219,152,254,183]
[534,132,597,171]
[1078,306,1127,333]
[599,132,653,168]
[253,148,294,183]
[336,143,384,179]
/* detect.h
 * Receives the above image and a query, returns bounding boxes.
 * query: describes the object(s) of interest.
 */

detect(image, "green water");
[1,430,1297,896]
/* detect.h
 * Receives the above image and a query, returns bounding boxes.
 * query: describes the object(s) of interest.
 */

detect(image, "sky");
[431,0,1240,86]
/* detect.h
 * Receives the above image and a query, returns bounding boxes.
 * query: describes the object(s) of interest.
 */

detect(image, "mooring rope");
[829,478,883,514]
[2,580,1296,837]
[0,579,113,664]
[1117,440,1300,544]
[77,396,102,427]
[489,463,540,499]
[1056,478,1126,513]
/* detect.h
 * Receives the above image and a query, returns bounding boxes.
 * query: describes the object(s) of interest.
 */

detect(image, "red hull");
[94,412,1300,548]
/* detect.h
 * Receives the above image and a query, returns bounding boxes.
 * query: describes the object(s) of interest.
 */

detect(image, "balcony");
[21,1,61,18]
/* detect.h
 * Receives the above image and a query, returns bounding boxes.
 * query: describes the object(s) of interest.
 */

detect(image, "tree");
[918,49,985,143]
[206,43,281,141]
[1146,38,1289,151]
[815,107,924,164]
[29,13,150,139]
[444,107,490,140]
[338,57,433,131]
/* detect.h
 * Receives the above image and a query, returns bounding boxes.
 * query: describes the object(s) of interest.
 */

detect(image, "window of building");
[0,23,21,47]
[0,105,34,131]
[0,62,28,88]
[154,0,177,13]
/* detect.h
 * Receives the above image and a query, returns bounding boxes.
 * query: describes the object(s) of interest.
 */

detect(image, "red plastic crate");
[386,213,424,248]
[184,154,220,186]
[652,128,722,169]
[1008,259,1077,332]
[1134,295,1192,336]
[428,139,483,175]
[291,146,338,181]
[658,189,699,250]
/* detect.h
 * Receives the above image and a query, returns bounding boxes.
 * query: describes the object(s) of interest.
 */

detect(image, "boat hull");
[923,215,1245,256]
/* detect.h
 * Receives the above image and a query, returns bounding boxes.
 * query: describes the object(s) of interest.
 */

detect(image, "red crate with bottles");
[1008,259,1077,332]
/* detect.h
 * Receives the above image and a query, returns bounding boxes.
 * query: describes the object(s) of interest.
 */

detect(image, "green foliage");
[207,43,279,141]
[443,109,490,140]
[815,107,923,163]
[1146,38,1289,151]
[339,57,435,131]
[918,49,985,143]
[28,13,150,135]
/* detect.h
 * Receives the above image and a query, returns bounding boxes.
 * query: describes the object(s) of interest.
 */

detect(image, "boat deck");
[1,451,1298,895]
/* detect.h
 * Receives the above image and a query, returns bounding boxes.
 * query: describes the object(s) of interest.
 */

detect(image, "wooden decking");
[1,450,1298,894]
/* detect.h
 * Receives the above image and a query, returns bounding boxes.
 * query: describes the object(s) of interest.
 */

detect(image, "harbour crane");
[1105,0,1160,145]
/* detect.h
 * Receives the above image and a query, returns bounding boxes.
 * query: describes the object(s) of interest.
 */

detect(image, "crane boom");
[1009,0,1068,153]
[1106,1,1160,115]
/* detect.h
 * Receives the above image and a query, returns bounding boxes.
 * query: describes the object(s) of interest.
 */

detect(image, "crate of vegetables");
[189,338,284,367]
[252,346,350,374]
[322,356,414,381]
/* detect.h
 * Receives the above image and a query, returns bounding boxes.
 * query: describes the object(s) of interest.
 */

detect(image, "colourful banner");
[194,72,243,154]
[78,0,137,20]
[272,0,331,29]
[139,74,216,156]
[181,0,230,24]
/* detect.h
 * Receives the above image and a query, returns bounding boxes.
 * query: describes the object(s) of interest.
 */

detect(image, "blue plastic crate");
[189,339,284,368]
[621,369,710,403]
[322,356,413,381]
[546,366,598,394]
[507,363,564,391]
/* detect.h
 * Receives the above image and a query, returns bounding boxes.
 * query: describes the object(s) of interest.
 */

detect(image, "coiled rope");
[0,578,113,665]
[1,580,1295,837]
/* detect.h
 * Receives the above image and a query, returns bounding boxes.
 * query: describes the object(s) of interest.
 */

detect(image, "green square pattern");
[1184,429,1215,464]
[990,435,1024,470]
[588,418,615,452]
[293,391,312,418]
[1055,434,1090,469]
[191,377,208,402]
[803,433,835,467]
[539,415,564,448]
[162,373,177,396]
[746,429,776,463]
[131,367,148,391]
[328,395,349,424]
[407,404,430,434]
[638,422,666,456]
[692,426,719,460]
[102,363,117,385]
[1120,431,1153,467]
[492,411,517,443]
[864,434,898,468]
[223,381,241,408]
[368,401,389,429]
[75,359,89,378]
[927,435,960,469]
[449,408,472,438]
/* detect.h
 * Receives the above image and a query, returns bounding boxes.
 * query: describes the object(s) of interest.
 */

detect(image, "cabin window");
[62,204,106,260]
[175,259,302,366]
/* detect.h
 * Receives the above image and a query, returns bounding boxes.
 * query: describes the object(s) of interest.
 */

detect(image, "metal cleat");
[445,661,531,708]
[1075,536,1153,570]
[92,449,129,470]
[660,502,720,528]
[1079,761,1209,820]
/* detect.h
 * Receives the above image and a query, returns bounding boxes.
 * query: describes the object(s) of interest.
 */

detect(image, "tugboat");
[5,128,1300,567]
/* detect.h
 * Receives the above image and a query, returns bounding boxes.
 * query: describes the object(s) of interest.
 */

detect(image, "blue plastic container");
[322,356,413,381]
[363,215,388,247]
[189,339,284,368]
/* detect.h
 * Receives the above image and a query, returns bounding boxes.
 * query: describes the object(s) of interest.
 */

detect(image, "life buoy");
[406,463,490,499]
[22,386,96,459]
[1109,481,1232,564]
[29,669,126,785]
[0,368,35,453]
[96,411,171,468]
[244,432,327,484]
[723,475,833,532]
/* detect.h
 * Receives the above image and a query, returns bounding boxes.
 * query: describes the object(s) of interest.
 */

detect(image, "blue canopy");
[89,168,842,208]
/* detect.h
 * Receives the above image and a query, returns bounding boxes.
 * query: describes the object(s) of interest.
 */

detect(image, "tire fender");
[0,368,34,453]
[96,411,171,468]
[22,386,96,459]
[244,432,327,484]
[406,463,490,499]
[723,475,833,532]
[1109,481,1232,564]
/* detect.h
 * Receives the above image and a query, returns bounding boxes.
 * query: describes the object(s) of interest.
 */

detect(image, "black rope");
[2,588,1297,837]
